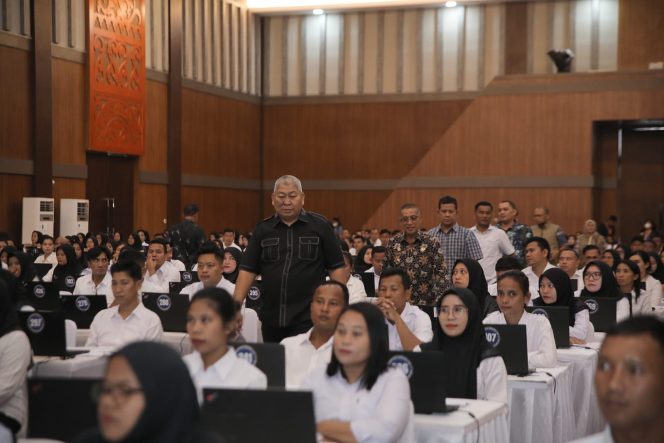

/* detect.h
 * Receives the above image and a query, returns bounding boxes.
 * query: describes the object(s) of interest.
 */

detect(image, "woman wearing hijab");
[353,245,373,274]
[451,259,499,319]
[535,268,592,344]
[221,247,241,284]
[647,252,664,284]
[43,244,84,293]
[580,260,631,323]
[421,288,507,403]
[126,233,143,251]
[0,280,32,441]
[6,249,37,303]
[72,341,220,443]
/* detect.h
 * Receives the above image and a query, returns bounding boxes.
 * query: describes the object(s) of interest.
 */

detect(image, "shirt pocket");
[261,237,280,263]
[298,236,320,261]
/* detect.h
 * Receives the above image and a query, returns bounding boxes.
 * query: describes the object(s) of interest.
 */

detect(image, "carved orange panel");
[88,0,145,155]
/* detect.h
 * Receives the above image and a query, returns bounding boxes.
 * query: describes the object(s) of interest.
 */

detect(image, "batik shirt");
[497,222,532,264]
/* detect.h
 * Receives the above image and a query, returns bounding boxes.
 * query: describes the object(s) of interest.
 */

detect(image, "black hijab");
[648,252,664,283]
[127,233,143,250]
[0,279,19,337]
[422,288,498,399]
[602,249,621,272]
[222,247,242,284]
[52,244,84,282]
[579,261,623,299]
[73,342,219,443]
[353,246,373,273]
[453,259,490,310]
[534,267,587,326]
[7,249,36,285]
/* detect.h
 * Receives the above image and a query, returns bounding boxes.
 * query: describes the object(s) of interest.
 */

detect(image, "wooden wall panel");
[134,183,168,235]
[0,46,32,160]
[181,88,260,178]
[141,80,168,171]
[618,0,664,70]
[504,2,528,75]
[181,187,261,234]
[0,174,33,243]
[263,100,471,180]
[52,59,86,165]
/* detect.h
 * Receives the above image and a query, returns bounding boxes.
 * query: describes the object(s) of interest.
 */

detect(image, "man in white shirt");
[470,201,515,284]
[364,246,386,292]
[181,243,235,299]
[571,316,664,443]
[221,228,242,251]
[118,248,167,295]
[281,281,348,389]
[376,267,433,350]
[166,242,186,271]
[522,237,555,300]
[85,260,163,348]
[144,238,181,292]
[33,235,57,265]
[558,246,584,297]
[73,246,114,306]
[488,256,523,296]
[340,252,367,304]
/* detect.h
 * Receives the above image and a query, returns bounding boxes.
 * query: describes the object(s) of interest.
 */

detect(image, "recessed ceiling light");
[313,9,324,15]
[445,1,457,7]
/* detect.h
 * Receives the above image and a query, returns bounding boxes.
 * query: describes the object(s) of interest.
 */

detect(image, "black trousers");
[262,319,313,343]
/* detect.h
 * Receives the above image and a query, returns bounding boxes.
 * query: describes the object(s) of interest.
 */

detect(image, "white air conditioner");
[22,197,55,245]
[60,199,90,237]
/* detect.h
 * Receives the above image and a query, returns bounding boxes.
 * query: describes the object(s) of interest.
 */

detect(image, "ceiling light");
[445,1,457,7]
[313,9,324,15]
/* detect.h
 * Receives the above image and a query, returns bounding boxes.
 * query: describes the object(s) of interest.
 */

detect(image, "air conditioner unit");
[22,197,55,245]
[60,199,90,237]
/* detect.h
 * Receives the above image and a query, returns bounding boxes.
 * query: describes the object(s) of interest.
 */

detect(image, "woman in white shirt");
[183,287,266,401]
[629,251,663,311]
[301,302,414,443]
[33,235,57,265]
[580,261,631,323]
[484,270,558,368]
[535,268,593,344]
[421,288,507,403]
[615,260,650,316]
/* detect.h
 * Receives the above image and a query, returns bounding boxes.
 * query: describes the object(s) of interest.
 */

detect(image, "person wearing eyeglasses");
[580,261,631,323]
[383,203,449,306]
[73,246,115,307]
[72,341,220,443]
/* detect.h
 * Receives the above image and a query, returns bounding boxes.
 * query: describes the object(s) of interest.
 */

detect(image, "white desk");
[29,353,108,379]
[414,399,509,443]
[507,365,575,443]
[75,329,193,356]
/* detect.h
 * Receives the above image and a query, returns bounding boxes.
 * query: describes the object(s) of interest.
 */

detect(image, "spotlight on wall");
[313,9,324,15]
[547,49,575,73]
[445,1,457,7]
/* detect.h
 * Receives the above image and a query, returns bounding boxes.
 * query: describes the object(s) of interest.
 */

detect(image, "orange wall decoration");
[88,0,145,155]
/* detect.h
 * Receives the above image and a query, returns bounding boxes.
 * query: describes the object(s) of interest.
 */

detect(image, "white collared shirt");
[483,311,558,368]
[281,328,333,390]
[570,269,585,297]
[387,303,433,351]
[301,366,415,443]
[34,253,58,265]
[644,275,663,309]
[569,426,614,443]
[477,356,508,404]
[364,267,380,290]
[183,348,267,403]
[73,273,114,307]
[85,303,163,348]
[180,277,236,301]
[139,279,166,296]
[144,260,181,291]
[169,259,186,271]
[470,226,515,284]
[522,263,556,301]
[346,275,368,304]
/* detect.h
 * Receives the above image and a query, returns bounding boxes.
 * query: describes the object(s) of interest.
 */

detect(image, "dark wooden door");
[86,152,136,237]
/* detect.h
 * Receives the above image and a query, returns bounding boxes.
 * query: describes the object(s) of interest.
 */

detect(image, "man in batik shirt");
[496,200,532,265]
[383,203,450,306]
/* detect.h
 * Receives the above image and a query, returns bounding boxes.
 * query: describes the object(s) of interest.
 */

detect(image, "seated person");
[629,251,663,311]
[166,242,186,271]
[570,316,664,443]
[582,245,601,266]
[340,251,368,304]
[522,237,556,302]
[85,260,163,348]
[484,270,557,368]
[488,256,522,296]
[180,243,235,300]
[116,248,164,295]
[72,342,220,443]
[281,281,348,389]
[42,245,84,294]
[421,288,508,403]
[73,246,114,306]
[580,261,631,323]
[536,268,593,344]
[364,246,386,291]
[376,267,433,351]
[452,258,499,318]
[184,287,266,401]
[33,235,57,265]
[143,239,181,292]
[301,303,414,443]
[222,247,241,284]
[557,246,584,297]
[615,260,651,316]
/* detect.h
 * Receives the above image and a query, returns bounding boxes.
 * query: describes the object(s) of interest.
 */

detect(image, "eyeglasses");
[399,215,419,223]
[584,272,602,281]
[91,383,143,405]
[439,306,468,316]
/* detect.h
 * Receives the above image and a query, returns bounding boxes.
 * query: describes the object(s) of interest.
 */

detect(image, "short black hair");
[371,246,386,257]
[474,201,493,211]
[558,246,579,259]
[352,234,366,242]
[630,235,644,243]
[497,270,530,296]
[379,267,411,290]
[42,235,54,243]
[148,238,168,252]
[605,316,664,355]
[183,203,199,216]
[526,236,551,260]
[119,248,146,266]
[86,246,112,262]
[438,195,458,209]
[190,287,236,325]
[495,256,523,272]
[196,242,224,262]
[315,280,350,305]
[628,250,651,271]
[379,229,391,235]
[499,200,517,210]
[342,251,352,266]
[327,303,389,390]
[582,244,601,255]
[110,260,143,281]
[223,228,235,234]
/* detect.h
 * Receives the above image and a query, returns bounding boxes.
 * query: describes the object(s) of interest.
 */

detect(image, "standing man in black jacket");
[168,203,205,269]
